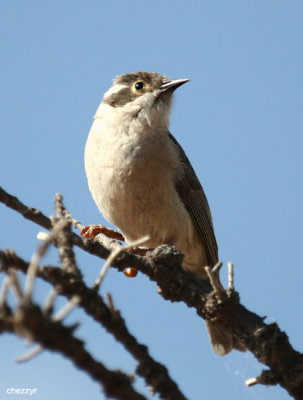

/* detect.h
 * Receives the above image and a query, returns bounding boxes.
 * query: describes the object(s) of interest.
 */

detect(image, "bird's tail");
[205,320,233,355]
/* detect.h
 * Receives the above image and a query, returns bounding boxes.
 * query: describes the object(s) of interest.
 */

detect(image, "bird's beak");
[159,78,190,92]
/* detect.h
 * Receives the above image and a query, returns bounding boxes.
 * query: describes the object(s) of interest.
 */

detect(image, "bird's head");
[99,71,189,130]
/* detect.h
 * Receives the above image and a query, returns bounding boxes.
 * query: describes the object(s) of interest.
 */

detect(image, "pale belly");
[87,163,207,278]
[85,123,208,278]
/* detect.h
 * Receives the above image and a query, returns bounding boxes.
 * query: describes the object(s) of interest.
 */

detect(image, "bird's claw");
[81,225,137,278]
[81,226,153,279]
[81,224,124,241]
[127,247,152,256]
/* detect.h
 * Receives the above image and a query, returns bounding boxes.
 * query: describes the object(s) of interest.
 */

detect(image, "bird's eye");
[135,81,144,90]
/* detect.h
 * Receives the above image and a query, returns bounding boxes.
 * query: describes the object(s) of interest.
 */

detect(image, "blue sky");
[1,1,302,399]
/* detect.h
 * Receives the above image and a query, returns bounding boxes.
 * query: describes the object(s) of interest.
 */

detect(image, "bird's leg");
[81,224,125,241]
[80,225,152,278]
[127,247,153,256]
[122,246,155,277]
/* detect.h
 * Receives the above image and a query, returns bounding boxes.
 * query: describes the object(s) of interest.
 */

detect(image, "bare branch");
[0,186,52,230]
[1,187,303,399]
[0,249,188,400]
[5,299,147,400]
[53,193,82,276]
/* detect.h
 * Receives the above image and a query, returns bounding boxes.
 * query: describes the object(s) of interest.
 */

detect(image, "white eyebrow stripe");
[103,84,127,99]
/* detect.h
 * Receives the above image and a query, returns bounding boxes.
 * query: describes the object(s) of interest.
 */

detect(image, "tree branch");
[1,186,303,399]
[0,249,188,400]
[0,297,147,400]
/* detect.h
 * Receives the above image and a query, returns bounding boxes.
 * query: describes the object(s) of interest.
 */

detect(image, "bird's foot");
[127,247,152,256]
[81,224,124,241]
[122,247,154,278]
[80,225,149,278]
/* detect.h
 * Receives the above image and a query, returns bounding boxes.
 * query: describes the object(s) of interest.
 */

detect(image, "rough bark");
[1,186,302,399]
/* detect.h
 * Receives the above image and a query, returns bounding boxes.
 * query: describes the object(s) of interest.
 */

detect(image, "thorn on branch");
[205,262,225,297]
[61,206,85,232]
[24,226,55,299]
[42,288,58,316]
[53,296,81,322]
[227,261,234,291]
[246,377,259,387]
[16,345,44,363]
[106,292,116,313]
[53,193,82,277]
[0,275,10,308]
[246,369,280,388]
[212,261,223,274]
[8,269,23,301]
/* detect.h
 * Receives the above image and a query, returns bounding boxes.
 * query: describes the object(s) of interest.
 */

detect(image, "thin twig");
[212,261,223,274]
[8,269,23,301]
[0,186,51,230]
[245,377,259,387]
[106,292,115,313]
[0,275,10,307]
[61,208,84,231]
[24,231,54,298]
[205,266,223,296]
[227,261,234,291]
[16,345,44,363]
[53,296,81,321]
[43,288,58,316]
[54,194,82,276]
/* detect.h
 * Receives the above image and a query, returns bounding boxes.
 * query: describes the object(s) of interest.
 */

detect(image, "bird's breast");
[84,118,187,244]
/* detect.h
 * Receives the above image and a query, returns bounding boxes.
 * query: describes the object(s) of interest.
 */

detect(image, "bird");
[84,71,232,355]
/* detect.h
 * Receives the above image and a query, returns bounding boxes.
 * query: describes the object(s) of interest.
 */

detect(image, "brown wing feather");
[169,133,233,355]
[168,132,218,267]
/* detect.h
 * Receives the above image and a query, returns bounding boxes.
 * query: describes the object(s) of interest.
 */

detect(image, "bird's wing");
[168,132,218,267]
